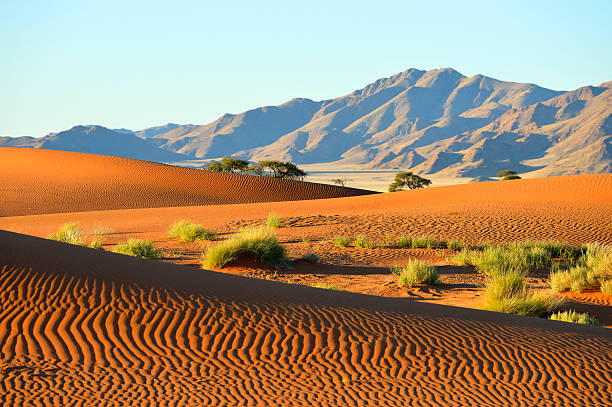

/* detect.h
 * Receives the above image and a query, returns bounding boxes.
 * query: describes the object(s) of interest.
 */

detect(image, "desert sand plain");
[0,147,611,406]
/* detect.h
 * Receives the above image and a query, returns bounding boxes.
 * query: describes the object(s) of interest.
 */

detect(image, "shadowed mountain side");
[0,229,610,406]
[0,148,375,216]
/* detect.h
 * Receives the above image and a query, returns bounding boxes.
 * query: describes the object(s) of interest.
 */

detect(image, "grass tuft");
[398,235,412,248]
[392,259,439,288]
[354,235,375,249]
[483,272,563,317]
[167,219,217,243]
[48,222,85,245]
[112,239,161,259]
[550,310,600,326]
[202,227,287,269]
[266,212,281,228]
[333,236,351,248]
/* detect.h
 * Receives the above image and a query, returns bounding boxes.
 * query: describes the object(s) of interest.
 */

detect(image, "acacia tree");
[259,160,307,180]
[496,170,521,180]
[388,172,431,192]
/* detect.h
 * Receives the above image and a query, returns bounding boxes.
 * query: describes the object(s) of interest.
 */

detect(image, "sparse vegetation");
[112,239,161,259]
[448,240,465,251]
[451,243,553,275]
[409,236,447,249]
[398,235,412,248]
[48,222,85,245]
[202,227,287,269]
[550,310,600,326]
[354,235,375,249]
[392,259,439,288]
[483,272,563,317]
[549,244,611,293]
[205,158,307,180]
[266,212,281,228]
[334,236,351,248]
[388,172,431,192]
[311,282,340,290]
[167,220,217,243]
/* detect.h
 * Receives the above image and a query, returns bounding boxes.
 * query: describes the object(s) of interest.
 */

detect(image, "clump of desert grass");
[549,310,600,326]
[333,236,351,248]
[265,212,281,228]
[482,271,563,317]
[549,243,611,293]
[353,235,375,249]
[48,222,112,249]
[311,282,340,290]
[167,219,217,243]
[392,259,439,288]
[48,222,85,245]
[112,239,161,259]
[202,227,287,269]
[450,243,555,275]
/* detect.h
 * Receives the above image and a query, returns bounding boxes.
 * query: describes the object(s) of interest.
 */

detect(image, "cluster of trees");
[205,157,307,180]
[388,172,432,192]
[496,170,521,180]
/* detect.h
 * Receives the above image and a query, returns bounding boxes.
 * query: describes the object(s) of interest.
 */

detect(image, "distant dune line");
[0,147,375,216]
[0,230,610,405]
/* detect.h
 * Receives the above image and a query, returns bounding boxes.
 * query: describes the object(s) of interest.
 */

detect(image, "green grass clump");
[112,239,161,259]
[48,222,85,245]
[601,280,612,295]
[452,244,552,276]
[409,236,447,249]
[550,269,572,293]
[334,236,351,248]
[448,240,465,251]
[398,235,412,248]
[167,219,217,243]
[550,310,600,326]
[392,259,439,288]
[311,282,340,290]
[483,272,563,317]
[265,212,281,228]
[202,227,287,269]
[354,235,375,249]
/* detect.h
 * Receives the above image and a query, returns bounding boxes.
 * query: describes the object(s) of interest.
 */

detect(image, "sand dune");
[0,147,374,217]
[1,173,610,246]
[1,230,610,406]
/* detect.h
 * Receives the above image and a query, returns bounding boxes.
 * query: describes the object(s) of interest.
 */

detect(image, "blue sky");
[1,0,610,137]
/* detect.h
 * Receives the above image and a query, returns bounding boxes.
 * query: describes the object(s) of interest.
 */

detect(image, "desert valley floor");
[0,148,611,406]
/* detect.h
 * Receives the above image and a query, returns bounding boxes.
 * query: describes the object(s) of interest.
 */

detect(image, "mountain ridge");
[2,67,610,181]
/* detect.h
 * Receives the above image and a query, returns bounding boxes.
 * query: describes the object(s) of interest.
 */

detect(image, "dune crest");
[0,147,374,216]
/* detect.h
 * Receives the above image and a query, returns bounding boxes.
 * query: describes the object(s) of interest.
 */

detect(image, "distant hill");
[2,68,610,180]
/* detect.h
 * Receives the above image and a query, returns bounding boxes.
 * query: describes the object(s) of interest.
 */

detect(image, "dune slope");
[0,230,610,406]
[0,148,374,217]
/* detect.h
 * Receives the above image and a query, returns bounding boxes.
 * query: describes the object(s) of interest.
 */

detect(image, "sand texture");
[0,147,374,216]
[1,230,611,406]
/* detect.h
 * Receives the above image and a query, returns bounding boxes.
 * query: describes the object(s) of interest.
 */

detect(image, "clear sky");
[1,0,611,137]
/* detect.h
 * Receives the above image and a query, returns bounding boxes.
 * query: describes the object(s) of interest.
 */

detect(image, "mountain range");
[2,68,610,181]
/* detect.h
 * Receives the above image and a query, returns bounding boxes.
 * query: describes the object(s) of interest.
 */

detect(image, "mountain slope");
[2,68,610,180]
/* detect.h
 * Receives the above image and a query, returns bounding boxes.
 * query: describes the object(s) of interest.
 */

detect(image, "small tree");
[502,174,521,180]
[389,172,431,192]
[220,157,249,173]
[332,178,351,187]
[496,170,521,179]
[206,161,223,172]
[259,160,306,180]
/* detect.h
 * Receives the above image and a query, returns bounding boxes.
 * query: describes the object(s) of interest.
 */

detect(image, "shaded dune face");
[0,148,375,216]
[1,231,610,406]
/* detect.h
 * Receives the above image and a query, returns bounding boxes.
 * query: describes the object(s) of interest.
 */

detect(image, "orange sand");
[0,147,374,216]
[1,149,611,405]
[1,230,611,406]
